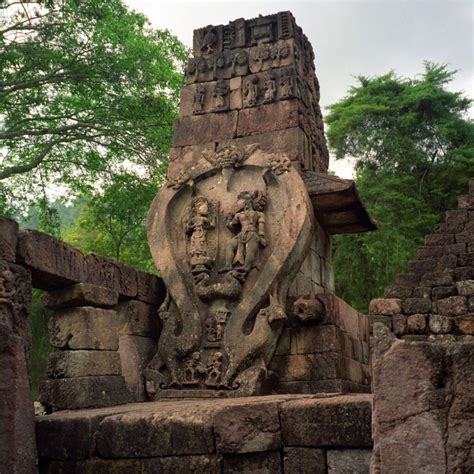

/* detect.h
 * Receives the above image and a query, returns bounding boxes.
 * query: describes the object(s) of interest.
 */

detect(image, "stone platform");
[36,393,372,473]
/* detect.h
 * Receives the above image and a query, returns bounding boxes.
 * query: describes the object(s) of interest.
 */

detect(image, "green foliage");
[327,63,473,311]
[64,173,159,272]
[0,0,187,212]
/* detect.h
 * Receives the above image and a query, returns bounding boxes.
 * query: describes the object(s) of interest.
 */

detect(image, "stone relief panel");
[145,147,313,397]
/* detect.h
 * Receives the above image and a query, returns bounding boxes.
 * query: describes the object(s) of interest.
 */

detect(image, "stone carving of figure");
[244,76,259,107]
[279,69,295,99]
[183,352,206,384]
[212,79,229,111]
[263,70,276,103]
[193,84,206,114]
[214,307,230,341]
[220,191,267,274]
[200,26,218,54]
[205,352,223,386]
[185,197,214,273]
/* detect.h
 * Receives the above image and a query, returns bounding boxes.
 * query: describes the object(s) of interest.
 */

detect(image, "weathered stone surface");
[436,295,467,316]
[392,314,407,336]
[327,449,371,474]
[432,285,456,300]
[86,253,137,298]
[42,283,119,309]
[17,230,87,289]
[118,335,156,401]
[0,217,18,262]
[368,314,392,333]
[455,279,474,296]
[292,295,325,322]
[406,313,427,334]
[237,100,299,137]
[96,408,215,457]
[368,298,401,316]
[49,307,118,350]
[425,233,454,246]
[41,459,142,474]
[384,284,412,299]
[136,270,165,305]
[317,294,363,339]
[283,447,326,474]
[292,325,342,354]
[39,376,130,410]
[401,297,431,314]
[457,317,474,335]
[47,350,121,378]
[142,455,221,474]
[116,300,159,337]
[223,451,282,474]
[429,314,453,334]
[173,111,238,146]
[280,394,372,447]
[454,266,474,281]
[214,402,281,454]
[412,286,431,298]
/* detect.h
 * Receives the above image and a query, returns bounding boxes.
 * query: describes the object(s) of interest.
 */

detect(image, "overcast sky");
[124,0,473,178]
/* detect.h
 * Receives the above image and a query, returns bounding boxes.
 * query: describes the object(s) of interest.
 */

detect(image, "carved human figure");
[279,69,294,98]
[244,76,259,107]
[205,352,223,386]
[215,307,230,341]
[193,84,206,114]
[183,352,206,384]
[205,315,217,342]
[213,79,229,110]
[263,70,276,103]
[220,191,267,274]
[186,197,213,257]
[200,26,218,54]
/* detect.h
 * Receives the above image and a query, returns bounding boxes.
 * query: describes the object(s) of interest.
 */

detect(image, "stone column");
[0,218,37,473]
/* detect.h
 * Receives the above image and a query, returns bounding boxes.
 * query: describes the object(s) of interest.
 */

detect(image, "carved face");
[196,200,208,216]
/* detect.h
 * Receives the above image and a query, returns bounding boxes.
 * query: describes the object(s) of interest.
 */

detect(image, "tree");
[64,173,158,272]
[0,0,187,212]
[326,63,473,311]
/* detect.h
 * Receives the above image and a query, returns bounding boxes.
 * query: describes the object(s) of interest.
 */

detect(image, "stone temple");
[0,11,472,474]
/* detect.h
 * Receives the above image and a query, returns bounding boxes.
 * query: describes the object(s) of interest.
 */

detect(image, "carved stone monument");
[144,12,374,398]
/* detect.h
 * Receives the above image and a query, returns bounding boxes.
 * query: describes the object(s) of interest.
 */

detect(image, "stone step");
[36,394,372,473]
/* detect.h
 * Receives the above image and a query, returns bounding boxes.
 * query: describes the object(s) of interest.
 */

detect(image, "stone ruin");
[0,11,472,474]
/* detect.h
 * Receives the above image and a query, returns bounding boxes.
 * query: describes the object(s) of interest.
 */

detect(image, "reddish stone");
[368,298,401,316]
[406,314,427,334]
[457,318,474,335]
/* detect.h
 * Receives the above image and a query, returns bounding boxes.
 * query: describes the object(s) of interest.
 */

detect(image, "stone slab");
[17,230,87,290]
[136,270,165,305]
[47,350,121,378]
[49,307,118,350]
[327,449,371,474]
[39,376,131,410]
[283,447,327,474]
[222,451,282,473]
[116,300,159,337]
[42,283,119,309]
[280,394,372,447]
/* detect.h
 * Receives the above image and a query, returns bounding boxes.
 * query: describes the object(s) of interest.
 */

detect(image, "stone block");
[445,243,466,255]
[283,447,327,474]
[392,314,407,336]
[432,285,456,300]
[86,253,137,298]
[222,451,282,474]
[17,230,87,289]
[402,297,431,315]
[425,233,454,246]
[280,394,372,447]
[0,217,18,262]
[327,449,371,474]
[358,312,369,344]
[436,296,467,316]
[39,376,130,410]
[455,280,474,296]
[274,328,292,356]
[317,294,361,339]
[173,111,238,146]
[136,271,165,305]
[47,350,121,378]
[458,193,474,209]
[394,272,420,286]
[236,100,300,137]
[41,459,143,474]
[116,300,159,337]
[42,283,118,309]
[438,254,458,270]
[142,455,221,474]
[384,285,412,299]
[293,325,342,354]
[406,313,427,334]
[213,402,281,453]
[429,314,453,334]
[420,271,453,287]
[368,314,392,334]
[118,335,156,401]
[96,409,215,457]
[458,252,474,267]
[457,318,474,335]
[368,298,401,316]
[409,259,437,274]
[49,307,118,350]
[417,245,444,259]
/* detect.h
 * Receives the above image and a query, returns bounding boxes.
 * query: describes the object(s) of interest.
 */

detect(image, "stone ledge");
[36,394,373,464]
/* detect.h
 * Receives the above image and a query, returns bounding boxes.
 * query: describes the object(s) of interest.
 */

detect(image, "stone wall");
[36,393,372,474]
[370,180,474,473]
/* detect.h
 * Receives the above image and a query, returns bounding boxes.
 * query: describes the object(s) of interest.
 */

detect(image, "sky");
[124,0,473,178]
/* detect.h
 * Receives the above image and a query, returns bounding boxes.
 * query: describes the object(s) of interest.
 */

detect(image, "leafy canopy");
[0,0,187,212]
[326,63,473,311]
